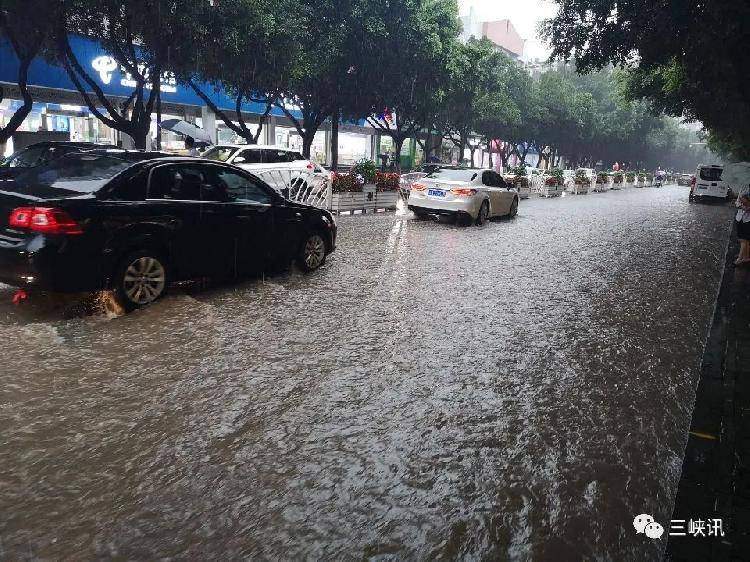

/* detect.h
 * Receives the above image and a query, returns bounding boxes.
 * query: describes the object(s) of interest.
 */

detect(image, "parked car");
[676,173,693,186]
[0,153,336,310]
[407,167,519,226]
[689,164,730,202]
[0,141,114,180]
[201,144,328,193]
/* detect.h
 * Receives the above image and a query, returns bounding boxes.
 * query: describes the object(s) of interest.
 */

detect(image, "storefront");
[0,34,382,164]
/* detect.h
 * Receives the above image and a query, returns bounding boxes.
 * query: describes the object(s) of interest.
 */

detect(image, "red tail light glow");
[9,207,83,235]
[411,182,427,191]
[450,188,477,197]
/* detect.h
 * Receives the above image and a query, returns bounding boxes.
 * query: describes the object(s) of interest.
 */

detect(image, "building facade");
[0,35,380,167]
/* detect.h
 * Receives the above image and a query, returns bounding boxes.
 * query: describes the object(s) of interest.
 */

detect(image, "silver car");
[407,167,519,226]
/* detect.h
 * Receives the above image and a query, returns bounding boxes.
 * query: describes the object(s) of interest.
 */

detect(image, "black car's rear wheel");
[113,251,168,311]
[298,232,327,272]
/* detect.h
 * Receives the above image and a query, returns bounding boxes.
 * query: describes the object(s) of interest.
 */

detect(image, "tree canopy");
[542,0,750,161]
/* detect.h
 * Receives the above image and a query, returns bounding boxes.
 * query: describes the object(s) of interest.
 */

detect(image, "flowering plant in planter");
[510,165,529,187]
[637,172,647,182]
[596,172,609,184]
[331,172,364,193]
[545,168,564,185]
[375,171,400,191]
[351,158,378,184]
[574,169,591,184]
[612,171,624,183]
[625,171,636,182]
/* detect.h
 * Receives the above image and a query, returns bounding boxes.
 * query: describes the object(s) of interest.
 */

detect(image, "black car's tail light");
[9,207,83,235]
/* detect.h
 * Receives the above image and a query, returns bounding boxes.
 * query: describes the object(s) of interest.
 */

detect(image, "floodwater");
[0,185,735,560]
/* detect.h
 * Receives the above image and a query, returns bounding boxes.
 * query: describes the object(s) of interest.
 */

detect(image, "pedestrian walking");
[735,184,750,265]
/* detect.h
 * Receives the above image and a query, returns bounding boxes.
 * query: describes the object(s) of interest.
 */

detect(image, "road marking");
[689,431,718,440]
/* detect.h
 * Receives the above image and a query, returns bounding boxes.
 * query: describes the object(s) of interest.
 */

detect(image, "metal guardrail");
[252,169,331,210]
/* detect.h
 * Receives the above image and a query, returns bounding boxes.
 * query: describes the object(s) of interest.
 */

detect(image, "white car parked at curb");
[201,144,329,195]
[407,167,519,226]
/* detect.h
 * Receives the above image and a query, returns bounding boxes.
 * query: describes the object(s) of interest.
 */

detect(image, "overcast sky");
[458,0,559,61]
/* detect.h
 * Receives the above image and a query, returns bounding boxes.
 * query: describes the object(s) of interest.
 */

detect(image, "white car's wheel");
[475,200,489,226]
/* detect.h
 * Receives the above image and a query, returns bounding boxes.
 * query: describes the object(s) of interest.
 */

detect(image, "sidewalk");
[667,224,750,560]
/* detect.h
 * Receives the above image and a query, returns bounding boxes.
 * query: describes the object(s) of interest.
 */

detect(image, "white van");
[690,164,730,201]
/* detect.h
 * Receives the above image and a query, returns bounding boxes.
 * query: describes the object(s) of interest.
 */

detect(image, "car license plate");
[428,189,445,197]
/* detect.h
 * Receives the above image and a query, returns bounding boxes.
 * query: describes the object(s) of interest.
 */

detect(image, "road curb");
[666,219,750,560]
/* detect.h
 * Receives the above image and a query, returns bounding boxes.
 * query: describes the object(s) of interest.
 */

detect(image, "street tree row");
[1,0,694,170]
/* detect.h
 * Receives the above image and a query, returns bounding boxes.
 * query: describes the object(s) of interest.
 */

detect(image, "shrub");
[510,165,527,178]
[612,171,624,183]
[574,169,590,183]
[375,171,400,191]
[331,173,363,193]
[547,168,564,184]
[596,172,609,183]
[625,171,636,181]
[351,159,377,183]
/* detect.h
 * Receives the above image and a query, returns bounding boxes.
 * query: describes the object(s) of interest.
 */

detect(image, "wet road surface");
[0,185,735,560]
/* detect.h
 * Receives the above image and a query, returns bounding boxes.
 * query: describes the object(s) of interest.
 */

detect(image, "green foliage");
[543,0,750,163]
[625,171,636,181]
[510,165,527,178]
[547,168,564,184]
[574,169,589,183]
[351,159,377,183]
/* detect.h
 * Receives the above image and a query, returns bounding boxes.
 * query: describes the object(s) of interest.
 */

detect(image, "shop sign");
[91,55,177,93]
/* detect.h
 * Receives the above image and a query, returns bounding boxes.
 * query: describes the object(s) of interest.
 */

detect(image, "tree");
[56,0,204,149]
[272,0,378,160]
[365,0,458,170]
[0,0,54,147]
[542,0,750,161]
[179,0,297,145]
[441,39,524,166]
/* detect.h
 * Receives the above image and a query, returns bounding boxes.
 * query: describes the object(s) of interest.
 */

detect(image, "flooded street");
[0,185,735,560]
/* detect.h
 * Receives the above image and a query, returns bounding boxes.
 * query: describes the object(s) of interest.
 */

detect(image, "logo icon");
[633,514,664,540]
[633,514,654,534]
[644,521,665,539]
[91,56,118,84]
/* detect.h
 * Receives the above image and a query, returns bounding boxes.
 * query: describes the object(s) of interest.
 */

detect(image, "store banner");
[0,35,298,119]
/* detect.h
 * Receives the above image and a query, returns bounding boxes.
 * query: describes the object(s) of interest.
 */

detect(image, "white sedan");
[407,167,519,226]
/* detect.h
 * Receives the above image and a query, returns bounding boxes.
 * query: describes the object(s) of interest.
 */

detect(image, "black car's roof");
[25,141,113,149]
[83,149,173,162]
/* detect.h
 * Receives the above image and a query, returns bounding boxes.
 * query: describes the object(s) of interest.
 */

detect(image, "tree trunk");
[393,137,405,172]
[302,133,314,159]
[155,84,162,150]
[469,146,477,167]
[487,139,493,168]
[330,109,339,171]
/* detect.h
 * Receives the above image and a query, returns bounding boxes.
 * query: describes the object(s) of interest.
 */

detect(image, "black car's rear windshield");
[13,154,133,193]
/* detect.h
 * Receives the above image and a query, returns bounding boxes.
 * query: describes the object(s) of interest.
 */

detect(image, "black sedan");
[0,141,115,180]
[0,153,336,310]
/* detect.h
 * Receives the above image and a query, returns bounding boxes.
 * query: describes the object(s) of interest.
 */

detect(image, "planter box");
[375,191,399,210]
[363,184,377,210]
[330,191,366,213]
[539,183,563,197]
[571,182,591,194]
[330,186,399,213]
